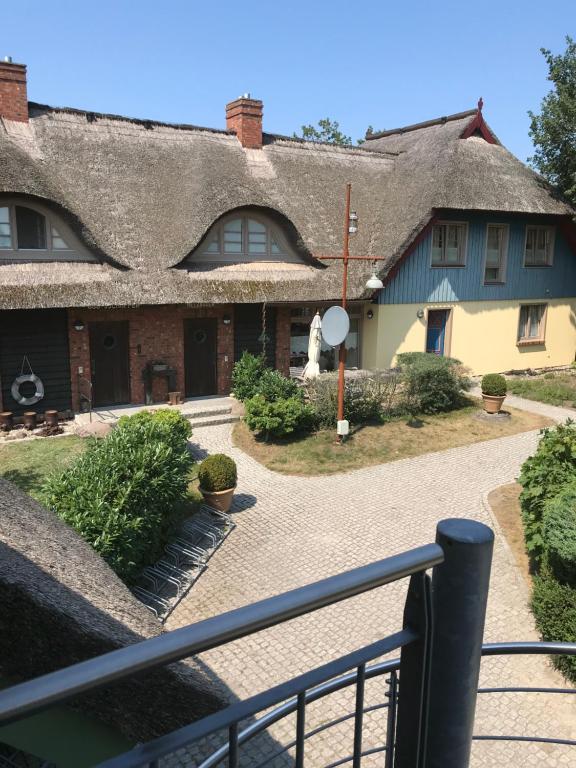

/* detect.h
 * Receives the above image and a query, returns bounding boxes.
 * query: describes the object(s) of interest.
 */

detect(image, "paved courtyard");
[165,396,576,767]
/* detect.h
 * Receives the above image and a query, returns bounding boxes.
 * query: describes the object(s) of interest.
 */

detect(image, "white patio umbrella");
[302,312,322,380]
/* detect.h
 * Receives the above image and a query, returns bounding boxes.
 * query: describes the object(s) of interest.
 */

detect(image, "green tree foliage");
[528,36,576,205]
[294,118,352,145]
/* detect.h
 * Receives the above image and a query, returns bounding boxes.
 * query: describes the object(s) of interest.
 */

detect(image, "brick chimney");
[226,94,263,149]
[0,57,28,122]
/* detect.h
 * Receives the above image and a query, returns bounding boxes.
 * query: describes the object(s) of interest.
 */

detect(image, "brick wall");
[225,97,263,149]
[275,307,291,376]
[67,305,235,412]
[0,61,28,122]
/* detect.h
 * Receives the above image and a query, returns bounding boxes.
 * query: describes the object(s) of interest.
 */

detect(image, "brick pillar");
[67,312,91,413]
[275,307,291,376]
[0,60,28,122]
[216,306,234,394]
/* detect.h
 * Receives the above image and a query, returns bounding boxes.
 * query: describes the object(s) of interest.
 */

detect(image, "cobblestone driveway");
[166,397,576,767]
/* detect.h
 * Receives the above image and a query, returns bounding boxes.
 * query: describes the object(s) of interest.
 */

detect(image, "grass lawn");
[0,436,87,500]
[233,400,553,476]
[507,373,576,408]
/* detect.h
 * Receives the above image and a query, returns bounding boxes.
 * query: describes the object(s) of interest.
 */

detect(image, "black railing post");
[425,518,494,768]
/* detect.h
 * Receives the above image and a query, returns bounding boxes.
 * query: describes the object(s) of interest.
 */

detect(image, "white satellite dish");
[321,306,350,347]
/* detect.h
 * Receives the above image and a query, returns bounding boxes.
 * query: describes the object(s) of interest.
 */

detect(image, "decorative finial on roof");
[477,97,484,113]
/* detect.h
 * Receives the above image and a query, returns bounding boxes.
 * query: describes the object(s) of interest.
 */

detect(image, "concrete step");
[189,414,241,429]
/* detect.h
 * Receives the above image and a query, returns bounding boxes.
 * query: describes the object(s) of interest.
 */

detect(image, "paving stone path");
[165,395,576,767]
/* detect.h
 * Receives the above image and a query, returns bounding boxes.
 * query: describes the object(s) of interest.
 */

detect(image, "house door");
[184,319,217,397]
[89,321,130,407]
[426,310,450,355]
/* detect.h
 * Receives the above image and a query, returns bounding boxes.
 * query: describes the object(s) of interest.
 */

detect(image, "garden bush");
[519,421,576,564]
[307,371,399,428]
[40,409,194,582]
[397,352,470,415]
[543,481,576,586]
[198,454,237,492]
[244,394,316,440]
[532,569,576,682]
[231,352,267,401]
[481,373,507,397]
[256,369,302,402]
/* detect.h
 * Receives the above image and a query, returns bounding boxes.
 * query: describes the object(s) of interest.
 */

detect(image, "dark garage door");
[234,304,276,368]
[0,309,72,415]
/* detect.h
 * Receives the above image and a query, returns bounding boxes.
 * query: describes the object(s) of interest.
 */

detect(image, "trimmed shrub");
[257,369,302,402]
[40,409,194,583]
[543,482,576,586]
[519,420,576,563]
[481,373,507,397]
[397,352,470,415]
[198,454,237,492]
[231,352,267,401]
[307,371,400,428]
[244,394,316,440]
[532,570,576,682]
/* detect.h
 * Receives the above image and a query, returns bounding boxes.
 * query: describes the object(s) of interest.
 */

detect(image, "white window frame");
[0,199,95,262]
[430,222,468,267]
[194,211,301,264]
[523,225,555,267]
[517,303,548,345]
[483,223,508,285]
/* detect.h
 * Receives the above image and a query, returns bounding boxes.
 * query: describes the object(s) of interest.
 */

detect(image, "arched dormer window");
[192,211,302,264]
[0,200,95,262]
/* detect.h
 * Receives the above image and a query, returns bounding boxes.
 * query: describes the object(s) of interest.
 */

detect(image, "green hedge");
[231,352,267,401]
[397,352,470,415]
[519,420,576,564]
[544,482,576,586]
[40,409,194,582]
[532,569,576,681]
[244,394,316,440]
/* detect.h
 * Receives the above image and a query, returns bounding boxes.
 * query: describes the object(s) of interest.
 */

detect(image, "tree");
[528,36,576,205]
[294,118,352,145]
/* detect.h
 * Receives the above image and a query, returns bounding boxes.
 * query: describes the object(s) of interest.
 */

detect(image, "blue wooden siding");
[378,213,576,304]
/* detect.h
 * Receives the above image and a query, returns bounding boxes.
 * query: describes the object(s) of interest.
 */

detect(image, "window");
[194,212,299,263]
[518,304,547,344]
[290,307,361,370]
[0,201,93,261]
[524,225,554,266]
[484,224,508,284]
[431,223,467,266]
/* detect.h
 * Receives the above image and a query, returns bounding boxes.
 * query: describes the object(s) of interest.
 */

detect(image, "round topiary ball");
[198,454,237,492]
[481,373,507,397]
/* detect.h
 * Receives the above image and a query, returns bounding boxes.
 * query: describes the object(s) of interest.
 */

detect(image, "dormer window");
[193,212,300,264]
[0,201,94,261]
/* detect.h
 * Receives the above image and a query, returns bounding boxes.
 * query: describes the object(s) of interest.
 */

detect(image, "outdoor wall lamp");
[348,211,358,234]
[73,319,85,331]
[365,271,384,290]
[223,315,232,325]
[366,309,374,319]
[417,309,425,319]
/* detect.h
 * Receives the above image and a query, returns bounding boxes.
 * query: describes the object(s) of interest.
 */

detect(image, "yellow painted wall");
[361,299,576,375]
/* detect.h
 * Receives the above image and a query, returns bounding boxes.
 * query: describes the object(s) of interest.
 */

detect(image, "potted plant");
[481,373,507,414]
[198,453,237,513]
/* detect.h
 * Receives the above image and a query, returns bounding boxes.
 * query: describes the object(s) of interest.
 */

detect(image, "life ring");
[11,374,45,406]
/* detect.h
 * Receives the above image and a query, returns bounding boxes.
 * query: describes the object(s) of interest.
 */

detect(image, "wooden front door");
[426,310,450,356]
[89,321,130,406]
[184,318,217,397]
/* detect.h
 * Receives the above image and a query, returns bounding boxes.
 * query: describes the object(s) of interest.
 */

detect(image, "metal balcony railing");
[0,518,574,768]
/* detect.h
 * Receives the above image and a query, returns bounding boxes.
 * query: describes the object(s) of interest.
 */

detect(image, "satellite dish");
[321,306,350,347]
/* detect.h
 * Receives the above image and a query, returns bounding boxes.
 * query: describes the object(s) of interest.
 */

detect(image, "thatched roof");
[0,103,572,309]
[0,477,224,742]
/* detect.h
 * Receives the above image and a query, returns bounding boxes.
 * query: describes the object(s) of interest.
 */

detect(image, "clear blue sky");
[2,0,573,161]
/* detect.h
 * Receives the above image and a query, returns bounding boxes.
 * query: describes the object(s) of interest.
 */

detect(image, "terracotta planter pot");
[23,411,37,430]
[45,410,59,427]
[0,412,13,431]
[199,486,236,513]
[482,394,506,414]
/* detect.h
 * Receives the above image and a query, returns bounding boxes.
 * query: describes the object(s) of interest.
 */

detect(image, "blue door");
[426,310,449,355]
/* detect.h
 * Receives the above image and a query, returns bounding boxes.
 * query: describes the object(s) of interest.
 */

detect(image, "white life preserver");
[11,374,45,406]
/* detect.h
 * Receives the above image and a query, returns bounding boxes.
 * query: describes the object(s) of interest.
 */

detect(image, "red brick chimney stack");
[0,57,28,123]
[226,94,263,149]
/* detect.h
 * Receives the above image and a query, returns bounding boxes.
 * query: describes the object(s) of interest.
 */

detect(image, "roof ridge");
[28,102,233,136]
[366,109,477,140]
[264,132,398,156]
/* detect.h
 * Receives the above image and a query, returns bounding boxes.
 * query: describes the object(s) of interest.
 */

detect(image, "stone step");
[181,405,232,421]
[189,414,241,429]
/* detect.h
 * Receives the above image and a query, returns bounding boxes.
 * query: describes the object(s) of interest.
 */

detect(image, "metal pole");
[425,519,494,768]
[337,182,351,439]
